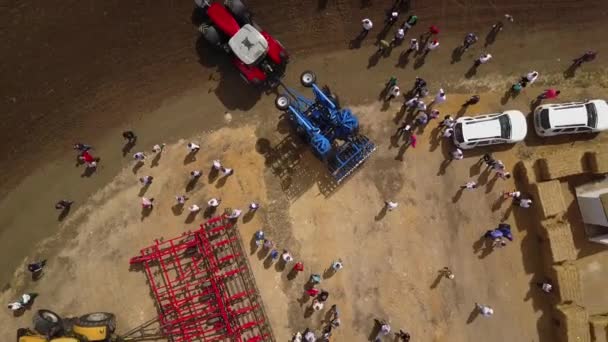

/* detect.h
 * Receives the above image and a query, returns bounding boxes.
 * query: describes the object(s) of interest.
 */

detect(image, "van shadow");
[194,35,262,110]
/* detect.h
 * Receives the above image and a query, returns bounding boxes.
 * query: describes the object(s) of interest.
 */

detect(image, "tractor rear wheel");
[225,0,251,24]
[300,71,316,87]
[198,23,221,47]
[275,95,291,111]
[33,309,62,336]
[77,312,116,332]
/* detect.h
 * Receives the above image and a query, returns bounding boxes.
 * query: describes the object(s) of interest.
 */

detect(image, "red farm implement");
[129,215,274,342]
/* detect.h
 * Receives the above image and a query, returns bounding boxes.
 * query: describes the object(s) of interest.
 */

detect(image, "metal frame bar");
[130,215,274,342]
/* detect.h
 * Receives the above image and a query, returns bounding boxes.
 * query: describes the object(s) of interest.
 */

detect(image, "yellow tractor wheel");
[72,312,115,341]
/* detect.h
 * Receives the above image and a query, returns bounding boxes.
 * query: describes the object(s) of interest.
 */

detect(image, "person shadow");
[465,63,478,78]
[430,272,444,289]
[140,206,153,221]
[396,49,413,68]
[437,158,452,175]
[413,55,426,69]
[484,25,500,47]
[530,97,542,111]
[563,63,578,79]
[81,165,97,178]
[367,50,382,69]
[208,167,219,183]
[374,205,388,221]
[243,210,255,223]
[287,267,299,281]
[452,188,464,203]
[466,305,480,324]
[263,254,274,269]
[395,139,411,161]
[349,31,367,49]
[323,267,336,279]
[203,206,217,218]
[450,46,464,64]
[151,153,162,168]
[186,177,199,192]
[122,139,136,157]
[275,258,287,272]
[183,151,198,165]
[215,176,229,188]
[138,183,151,197]
[185,210,198,224]
[500,86,520,105]
[171,203,184,216]
[57,206,71,221]
[132,161,144,174]
[249,234,258,255]
[429,126,442,152]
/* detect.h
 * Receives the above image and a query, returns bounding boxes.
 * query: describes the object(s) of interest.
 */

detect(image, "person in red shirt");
[306,287,319,297]
[292,262,304,274]
[409,134,417,148]
[80,151,97,168]
[426,25,439,38]
[539,88,560,100]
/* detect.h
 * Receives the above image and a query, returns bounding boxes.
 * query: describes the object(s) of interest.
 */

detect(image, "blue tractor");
[274,71,376,183]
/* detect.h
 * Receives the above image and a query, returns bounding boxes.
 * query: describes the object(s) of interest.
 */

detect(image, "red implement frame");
[130,216,274,342]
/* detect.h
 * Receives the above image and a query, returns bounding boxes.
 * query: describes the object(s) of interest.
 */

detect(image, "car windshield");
[586,102,597,128]
[539,109,550,129]
[454,123,464,143]
[499,114,511,139]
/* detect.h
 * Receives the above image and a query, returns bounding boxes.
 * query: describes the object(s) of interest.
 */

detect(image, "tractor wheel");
[198,23,221,47]
[275,95,291,111]
[33,309,62,336]
[77,312,116,332]
[300,71,316,87]
[225,0,251,24]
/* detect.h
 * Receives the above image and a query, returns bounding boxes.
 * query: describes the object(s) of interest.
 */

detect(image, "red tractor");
[195,0,289,87]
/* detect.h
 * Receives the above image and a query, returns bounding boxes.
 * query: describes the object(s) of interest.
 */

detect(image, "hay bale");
[540,219,577,264]
[589,151,608,174]
[539,152,589,181]
[550,262,583,304]
[536,180,567,219]
[553,304,591,342]
[589,315,608,342]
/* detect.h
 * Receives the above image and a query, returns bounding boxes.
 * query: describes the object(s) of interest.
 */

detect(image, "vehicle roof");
[460,114,502,140]
[542,103,588,127]
[228,24,268,65]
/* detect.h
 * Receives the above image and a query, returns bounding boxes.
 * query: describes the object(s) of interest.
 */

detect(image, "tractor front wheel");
[33,310,63,336]
[275,95,291,111]
[77,312,116,332]
[199,23,221,47]
[300,71,316,87]
[225,0,251,24]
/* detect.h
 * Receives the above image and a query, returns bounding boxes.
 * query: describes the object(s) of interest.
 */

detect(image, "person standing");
[249,202,260,211]
[189,204,201,213]
[396,330,411,341]
[462,32,478,50]
[139,176,154,185]
[212,159,222,170]
[402,14,418,31]
[514,197,532,208]
[407,38,419,53]
[440,267,455,280]
[227,208,242,219]
[360,18,373,38]
[386,76,398,91]
[452,148,464,160]
[331,258,344,272]
[525,71,539,84]
[385,201,399,211]
[477,53,493,65]
[392,28,405,45]
[426,25,440,38]
[141,197,154,209]
[152,143,166,153]
[539,88,560,100]
[460,181,477,190]
[440,115,455,128]
[281,250,293,263]
[405,96,419,109]
[207,198,221,207]
[221,167,234,177]
[73,143,92,152]
[386,11,399,25]
[190,170,202,179]
[408,134,417,148]
[122,131,137,143]
[537,281,553,293]
[55,200,73,210]
[476,303,494,317]
[175,195,188,204]
[187,142,200,153]
[387,85,401,101]
[434,88,447,105]
[133,152,146,162]
[28,260,47,274]
[442,127,454,138]
[378,39,390,54]
[497,169,511,180]
[425,39,440,54]
[292,261,304,274]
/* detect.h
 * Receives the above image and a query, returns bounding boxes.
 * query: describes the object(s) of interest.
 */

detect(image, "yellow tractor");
[17,309,160,342]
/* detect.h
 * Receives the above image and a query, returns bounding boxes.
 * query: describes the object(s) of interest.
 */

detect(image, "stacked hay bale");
[539,219,577,272]
[554,304,591,342]
[588,150,608,175]
[538,151,590,181]
[536,180,567,220]
[589,315,608,342]
[550,262,583,305]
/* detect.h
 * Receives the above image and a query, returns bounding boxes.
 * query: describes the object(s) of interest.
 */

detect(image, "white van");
[533,99,608,136]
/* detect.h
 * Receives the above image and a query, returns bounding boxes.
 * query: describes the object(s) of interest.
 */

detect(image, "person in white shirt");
[386,85,401,101]
[212,160,222,170]
[405,96,419,108]
[537,281,553,293]
[426,39,440,53]
[221,167,234,176]
[516,198,532,208]
[190,170,202,179]
[187,142,200,152]
[477,53,492,64]
[140,176,153,185]
[460,181,478,190]
[141,197,154,208]
[503,190,521,199]
[188,204,200,212]
[441,115,455,128]
[281,250,293,263]
[452,148,464,160]
[176,195,188,204]
[7,293,34,311]
[227,208,242,219]
[434,88,447,105]
[417,101,427,112]
[249,202,260,211]
[385,201,398,211]
[331,259,344,271]
[392,28,405,45]
[207,198,221,207]
[476,303,494,317]
[360,18,373,38]
[407,38,419,52]
[152,143,166,153]
[525,71,539,84]
[443,127,454,138]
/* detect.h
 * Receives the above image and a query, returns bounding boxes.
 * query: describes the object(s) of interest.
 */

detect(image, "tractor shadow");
[194,35,262,110]
[255,133,341,201]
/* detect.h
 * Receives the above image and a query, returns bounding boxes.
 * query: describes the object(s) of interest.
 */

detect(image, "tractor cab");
[228,24,268,65]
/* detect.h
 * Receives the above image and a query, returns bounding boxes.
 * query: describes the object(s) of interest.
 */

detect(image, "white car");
[533,99,608,136]
[453,110,527,149]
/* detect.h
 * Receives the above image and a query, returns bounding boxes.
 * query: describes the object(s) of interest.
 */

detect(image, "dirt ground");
[2,0,608,341]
